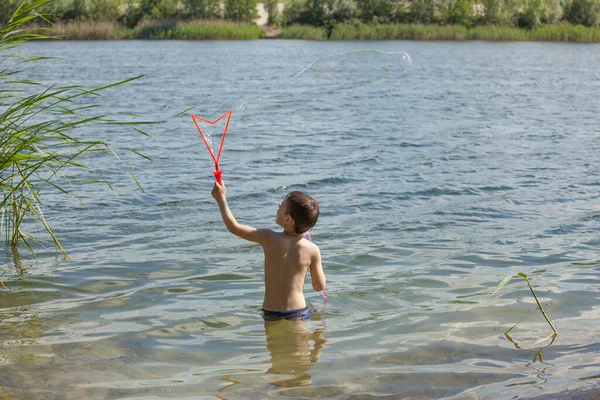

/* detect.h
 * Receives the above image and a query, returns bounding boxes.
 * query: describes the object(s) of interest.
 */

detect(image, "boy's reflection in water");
[264,316,327,387]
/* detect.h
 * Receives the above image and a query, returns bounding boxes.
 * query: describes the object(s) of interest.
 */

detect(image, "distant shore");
[38,20,600,42]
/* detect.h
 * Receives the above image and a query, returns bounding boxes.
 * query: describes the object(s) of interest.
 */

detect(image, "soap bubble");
[208,49,412,118]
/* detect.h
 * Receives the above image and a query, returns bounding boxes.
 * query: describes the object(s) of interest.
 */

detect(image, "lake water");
[1,40,600,399]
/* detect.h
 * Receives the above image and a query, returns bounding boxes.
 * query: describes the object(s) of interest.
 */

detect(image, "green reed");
[27,19,600,42]
[529,23,600,42]
[34,20,265,40]
[330,22,470,40]
[490,272,558,337]
[469,25,528,41]
[1,0,152,263]
[279,25,328,39]
[326,22,600,42]
[44,20,135,40]
[136,20,266,40]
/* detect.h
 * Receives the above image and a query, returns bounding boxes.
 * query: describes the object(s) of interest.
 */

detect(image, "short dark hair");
[284,191,319,234]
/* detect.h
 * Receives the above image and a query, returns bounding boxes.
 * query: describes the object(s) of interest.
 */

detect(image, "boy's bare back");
[211,182,325,313]
[261,231,322,311]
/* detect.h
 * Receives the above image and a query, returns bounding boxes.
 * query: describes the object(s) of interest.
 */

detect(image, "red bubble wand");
[191,110,232,184]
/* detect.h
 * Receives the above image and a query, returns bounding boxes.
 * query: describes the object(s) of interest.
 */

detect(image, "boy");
[211,181,326,320]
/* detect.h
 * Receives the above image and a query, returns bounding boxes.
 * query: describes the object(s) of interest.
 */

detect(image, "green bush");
[266,0,282,25]
[88,0,124,20]
[184,0,222,19]
[564,0,598,26]
[224,0,258,22]
[355,0,394,22]
[541,0,563,24]
[0,1,19,24]
[518,6,542,29]
[410,0,435,23]
[481,0,511,25]
[120,0,180,27]
[330,0,356,22]
[282,0,306,24]
[435,0,474,26]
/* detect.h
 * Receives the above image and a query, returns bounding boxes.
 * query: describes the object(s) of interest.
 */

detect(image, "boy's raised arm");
[211,181,270,244]
[309,246,326,292]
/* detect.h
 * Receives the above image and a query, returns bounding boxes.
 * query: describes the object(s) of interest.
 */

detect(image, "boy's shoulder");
[256,228,278,241]
[303,237,319,248]
[301,236,320,255]
[264,230,320,250]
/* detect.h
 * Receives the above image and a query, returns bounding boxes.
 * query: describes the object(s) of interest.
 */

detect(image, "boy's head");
[276,191,319,234]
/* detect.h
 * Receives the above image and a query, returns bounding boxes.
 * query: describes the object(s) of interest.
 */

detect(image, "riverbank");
[284,22,600,41]
[42,20,267,40]
[38,20,600,42]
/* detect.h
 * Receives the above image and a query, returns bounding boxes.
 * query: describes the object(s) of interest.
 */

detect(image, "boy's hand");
[211,181,226,203]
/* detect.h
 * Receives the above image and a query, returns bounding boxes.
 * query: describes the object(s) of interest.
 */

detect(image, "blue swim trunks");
[262,306,312,321]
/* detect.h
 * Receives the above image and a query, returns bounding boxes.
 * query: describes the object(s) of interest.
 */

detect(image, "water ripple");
[1,40,600,400]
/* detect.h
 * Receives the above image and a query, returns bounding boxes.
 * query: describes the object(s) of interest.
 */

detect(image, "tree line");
[1,0,598,30]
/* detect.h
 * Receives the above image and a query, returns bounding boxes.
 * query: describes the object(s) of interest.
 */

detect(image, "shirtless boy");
[211,181,326,320]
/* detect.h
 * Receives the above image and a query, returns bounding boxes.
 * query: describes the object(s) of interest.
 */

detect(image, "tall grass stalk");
[490,272,558,338]
[1,0,152,267]
[27,20,600,42]
[31,19,265,40]
[330,23,470,40]
[529,24,600,42]
[136,20,265,40]
[279,25,328,39]
[469,25,528,41]
[324,22,600,42]
[44,20,135,40]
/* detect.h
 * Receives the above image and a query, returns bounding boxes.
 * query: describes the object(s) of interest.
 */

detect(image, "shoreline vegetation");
[40,20,267,40]
[4,0,600,43]
[34,20,600,41]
